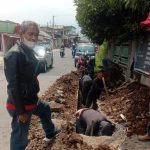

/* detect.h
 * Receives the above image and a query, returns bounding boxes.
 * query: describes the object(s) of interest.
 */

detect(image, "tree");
[74,0,150,44]
[124,0,150,12]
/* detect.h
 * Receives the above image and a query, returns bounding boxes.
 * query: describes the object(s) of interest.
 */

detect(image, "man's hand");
[75,109,84,118]
[18,113,29,123]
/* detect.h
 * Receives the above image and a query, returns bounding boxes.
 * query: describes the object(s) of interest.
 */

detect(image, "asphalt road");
[0,48,76,150]
[38,48,76,95]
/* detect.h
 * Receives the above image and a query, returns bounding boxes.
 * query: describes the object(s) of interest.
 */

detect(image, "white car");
[33,45,53,72]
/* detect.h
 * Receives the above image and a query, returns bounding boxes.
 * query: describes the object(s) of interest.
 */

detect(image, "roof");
[39,31,51,37]
[64,26,76,30]
[39,31,52,39]
[0,20,19,24]
[2,33,20,39]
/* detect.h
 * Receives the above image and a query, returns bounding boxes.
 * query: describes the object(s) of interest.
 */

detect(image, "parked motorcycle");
[60,48,65,58]
[77,55,87,70]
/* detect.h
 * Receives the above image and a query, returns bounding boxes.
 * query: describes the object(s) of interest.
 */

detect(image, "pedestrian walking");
[4,21,59,150]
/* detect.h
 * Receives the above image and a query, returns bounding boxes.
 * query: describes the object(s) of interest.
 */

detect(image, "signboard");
[135,36,150,75]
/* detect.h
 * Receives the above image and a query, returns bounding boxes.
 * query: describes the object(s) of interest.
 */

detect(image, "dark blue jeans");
[7,100,55,150]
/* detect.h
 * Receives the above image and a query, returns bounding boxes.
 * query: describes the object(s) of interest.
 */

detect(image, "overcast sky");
[0,0,78,27]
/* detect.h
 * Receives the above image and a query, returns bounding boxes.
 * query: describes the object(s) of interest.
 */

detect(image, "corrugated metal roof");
[39,31,51,37]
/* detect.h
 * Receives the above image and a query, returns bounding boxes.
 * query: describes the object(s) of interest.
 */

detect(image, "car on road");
[33,44,53,72]
[74,43,95,67]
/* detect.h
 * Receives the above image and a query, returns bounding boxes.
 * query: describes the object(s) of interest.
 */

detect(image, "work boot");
[138,135,150,141]
[43,128,61,142]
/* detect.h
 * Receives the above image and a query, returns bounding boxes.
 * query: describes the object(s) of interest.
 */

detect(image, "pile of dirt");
[26,71,112,150]
[104,63,125,90]
[40,71,79,120]
[100,81,150,136]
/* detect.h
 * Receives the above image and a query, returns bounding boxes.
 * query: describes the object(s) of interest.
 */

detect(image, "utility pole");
[52,15,55,49]
[52,16,55,38]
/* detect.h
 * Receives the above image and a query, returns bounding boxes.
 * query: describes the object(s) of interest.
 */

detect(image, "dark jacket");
[78,109,114,136]
[81,75,92,87]
[87,77,104,101]
[79,75,93,106]
[4,42,40,114]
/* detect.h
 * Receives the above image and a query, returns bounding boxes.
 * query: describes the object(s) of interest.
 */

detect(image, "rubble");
[26,65,150,150]
[48,101,63,112]
[100,81,150,136]
[104,62,125,90]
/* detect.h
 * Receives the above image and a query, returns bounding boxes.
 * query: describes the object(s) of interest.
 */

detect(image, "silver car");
[33,45,53,72]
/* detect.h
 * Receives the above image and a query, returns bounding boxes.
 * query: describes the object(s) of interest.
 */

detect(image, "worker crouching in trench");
[75,108,115,136]
[79,69,104,110]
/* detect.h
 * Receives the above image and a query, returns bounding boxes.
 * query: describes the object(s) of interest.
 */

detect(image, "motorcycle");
[77,55,87,71]
[60,48,65,58]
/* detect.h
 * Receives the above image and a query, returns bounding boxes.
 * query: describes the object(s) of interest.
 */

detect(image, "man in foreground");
[4,21,59,150]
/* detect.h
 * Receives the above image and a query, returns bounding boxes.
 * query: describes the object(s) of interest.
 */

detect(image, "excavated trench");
[26,64,150,150]
[26,71,114,150]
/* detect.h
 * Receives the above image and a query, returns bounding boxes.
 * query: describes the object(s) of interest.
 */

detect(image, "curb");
[0,56,4,68]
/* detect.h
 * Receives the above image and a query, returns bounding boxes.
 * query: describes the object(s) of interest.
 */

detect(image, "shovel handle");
[102,77,113,112]
[102,77,109,98]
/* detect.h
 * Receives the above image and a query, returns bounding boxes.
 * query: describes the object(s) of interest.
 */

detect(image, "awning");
[140,12,150,27]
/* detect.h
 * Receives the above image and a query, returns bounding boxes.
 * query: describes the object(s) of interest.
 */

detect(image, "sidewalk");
[0,54,4,68]
[0,63,10,150]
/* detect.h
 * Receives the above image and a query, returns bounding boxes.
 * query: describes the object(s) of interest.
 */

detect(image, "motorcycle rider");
[71,43,76,58]
[77,55,87,71]
[60,43,65,57]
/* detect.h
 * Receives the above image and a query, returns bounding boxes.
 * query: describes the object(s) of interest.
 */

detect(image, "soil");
[100,81,150,135]
[26,65,150,150]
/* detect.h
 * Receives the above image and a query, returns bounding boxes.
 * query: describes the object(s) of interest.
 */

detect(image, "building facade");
[40,25,79,48]
[0,20,20,53]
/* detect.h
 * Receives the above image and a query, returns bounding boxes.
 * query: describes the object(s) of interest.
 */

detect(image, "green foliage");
[124,0,150,12]
[94,41,108,72]
[74,0,150,44]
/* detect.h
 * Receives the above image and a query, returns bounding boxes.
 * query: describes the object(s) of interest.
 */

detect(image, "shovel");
[102,77,113,112]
